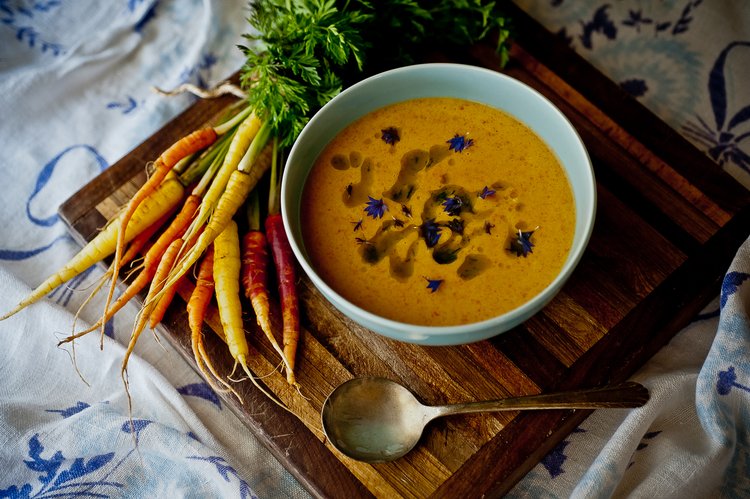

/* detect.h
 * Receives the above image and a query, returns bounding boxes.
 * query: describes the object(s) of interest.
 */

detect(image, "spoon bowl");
[321,377,649,463]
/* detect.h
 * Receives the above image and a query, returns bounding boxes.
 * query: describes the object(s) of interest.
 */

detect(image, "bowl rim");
[282,62,596,343]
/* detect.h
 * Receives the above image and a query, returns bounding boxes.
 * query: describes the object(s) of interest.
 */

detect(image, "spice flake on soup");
[301,97,576,326]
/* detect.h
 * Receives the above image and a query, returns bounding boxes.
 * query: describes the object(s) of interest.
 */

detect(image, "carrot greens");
[240,0,511,148]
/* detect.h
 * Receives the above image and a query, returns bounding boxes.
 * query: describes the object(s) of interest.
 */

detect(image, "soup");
[300,97,575,326]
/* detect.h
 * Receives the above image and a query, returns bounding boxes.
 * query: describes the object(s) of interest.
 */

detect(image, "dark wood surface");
[59,7,750,498]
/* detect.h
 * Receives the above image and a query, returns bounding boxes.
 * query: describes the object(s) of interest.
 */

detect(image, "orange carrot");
[105,128,217,328]
[186,247,239,399]
[0,173,184,321]
[147,275,181,328]
[241,193,287,375]
[121,237,184,378]
[147,215,206,328]
[188,247,216,337]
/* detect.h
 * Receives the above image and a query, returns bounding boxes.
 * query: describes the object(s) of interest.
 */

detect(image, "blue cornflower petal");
[381,127,400,145]
[420,219,441,247]
[364,196,388,219]
[441,195,463,216]
[447,134,474,152]
[479,186,496,199]
[510,228,535,257]
[424,277,443,293]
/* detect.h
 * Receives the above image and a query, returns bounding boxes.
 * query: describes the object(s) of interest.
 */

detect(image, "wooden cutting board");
[58,6,750,498]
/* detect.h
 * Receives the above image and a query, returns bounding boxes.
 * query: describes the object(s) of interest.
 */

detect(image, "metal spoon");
[321,377,649,463]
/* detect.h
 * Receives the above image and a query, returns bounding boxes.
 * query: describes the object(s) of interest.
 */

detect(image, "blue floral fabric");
[514,0,750,190]
[509,1,750,497]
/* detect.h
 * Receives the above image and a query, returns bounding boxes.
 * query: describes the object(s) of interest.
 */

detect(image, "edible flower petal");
[364,196,388,219]
[447,134,474,152]
[484,221,495,235]
[446,218,464,235]
[381,127,400,145]
[424,277,443,293]
[401,204,413,218]
[351,219,363,231]
[442,195,463,216]
[420,219,441,248]
[479,186,496,199]
[510,228,535,257]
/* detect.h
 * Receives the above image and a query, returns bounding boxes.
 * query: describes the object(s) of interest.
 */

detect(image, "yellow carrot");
[213,220,288,408]
[69,205,176,338]
[213,221,247,363]
[0,172,184,321]
[182,113,262,246]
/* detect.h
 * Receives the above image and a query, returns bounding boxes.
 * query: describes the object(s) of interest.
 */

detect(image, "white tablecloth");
[0,1,747,497]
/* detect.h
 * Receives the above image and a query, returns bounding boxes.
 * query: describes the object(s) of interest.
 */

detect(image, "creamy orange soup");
[301,97,575,326]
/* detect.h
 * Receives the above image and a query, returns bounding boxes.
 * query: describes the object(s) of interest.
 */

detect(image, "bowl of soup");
[281,63,595,346]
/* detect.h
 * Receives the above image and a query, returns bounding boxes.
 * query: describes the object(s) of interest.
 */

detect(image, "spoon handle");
[433,382,649,418]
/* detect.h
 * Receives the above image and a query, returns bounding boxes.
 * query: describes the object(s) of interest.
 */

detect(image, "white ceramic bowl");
[282,63,595,346]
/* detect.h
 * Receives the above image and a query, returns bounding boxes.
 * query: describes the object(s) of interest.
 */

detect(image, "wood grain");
[58,7,750,498]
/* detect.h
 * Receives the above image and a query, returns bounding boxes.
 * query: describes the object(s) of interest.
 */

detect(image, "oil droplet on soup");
[301,97,576,326]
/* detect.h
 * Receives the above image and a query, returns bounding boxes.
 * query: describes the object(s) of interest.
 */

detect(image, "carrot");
[241,192,288,376]
[266,138,300,385]
[213,221,248,365]
[121,206,177,269]
[182,113,262,248]
[121,237,184,379]
[185,246,240,399]
[147,277,180,328]
[70,205,176,335]
[265,213,299,385]
[0,172,184,321]
[212,220,285,408]
[104,127,218,329]
[60,193,201,344]
[153,123,273,306]
[111,193,200,334]
[149,208,211,328]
